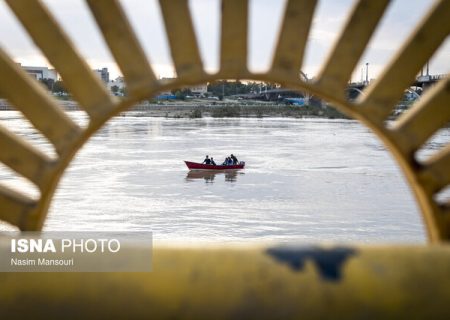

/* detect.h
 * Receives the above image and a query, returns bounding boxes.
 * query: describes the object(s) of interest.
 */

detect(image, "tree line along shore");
[128,104,349,119]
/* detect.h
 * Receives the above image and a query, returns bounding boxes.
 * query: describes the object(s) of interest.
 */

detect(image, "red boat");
[184,161,245,170]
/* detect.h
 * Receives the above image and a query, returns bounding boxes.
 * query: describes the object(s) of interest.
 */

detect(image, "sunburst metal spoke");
[0,127,54,190]
[86,0,157,95]
[5,0,116,119]
[159,0,205,79]
[360,0,450,123]
[0,185,37,228]
[0,49,81,156]
[417,142,450,240]
[420,144,450,195]
[443,205,450,239]
[317,0,390,96]
[220,0,249,77]
[271,0,317,79]
[393,78,450,155]
[443,205,450,222]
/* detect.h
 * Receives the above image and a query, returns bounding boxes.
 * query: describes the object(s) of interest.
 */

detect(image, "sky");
[0,0,448,81]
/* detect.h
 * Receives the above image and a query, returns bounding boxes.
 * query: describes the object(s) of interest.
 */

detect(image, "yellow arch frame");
[0,0,449,242]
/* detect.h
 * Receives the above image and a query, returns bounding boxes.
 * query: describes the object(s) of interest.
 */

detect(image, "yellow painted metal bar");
[359,0,450,122]
[0,126,54,190]
[1,246,450,318]
[86,0,157,95]
[420,144,450,194]
[159,0,205,79]
[5,0,117,119]
[220,0,248,77]
[443,205,450,222]
[443,207,450,237]
[317,0,390,95]
[0,48,81,156]
[392,78,450,155]
[0,184,36,228]
[271,0,317,78]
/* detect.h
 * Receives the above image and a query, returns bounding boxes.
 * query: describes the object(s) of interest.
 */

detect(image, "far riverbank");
[0,99,349,119]
[126,104,349,119]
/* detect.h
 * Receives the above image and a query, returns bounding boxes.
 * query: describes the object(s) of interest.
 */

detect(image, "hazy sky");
[0,0,448,81]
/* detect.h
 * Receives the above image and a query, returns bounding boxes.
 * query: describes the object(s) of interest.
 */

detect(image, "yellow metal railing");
[0,245,449,318]
[0,0,449,242]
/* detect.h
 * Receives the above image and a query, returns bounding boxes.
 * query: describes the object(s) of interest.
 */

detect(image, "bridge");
[347,72,448,100]
[235,72,449,104]
[236,70,449,103]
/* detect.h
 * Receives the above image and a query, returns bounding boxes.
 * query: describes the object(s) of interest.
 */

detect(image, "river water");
[1,111,447,244]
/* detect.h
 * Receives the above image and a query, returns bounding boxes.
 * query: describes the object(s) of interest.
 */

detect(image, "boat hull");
[184,161,245,170]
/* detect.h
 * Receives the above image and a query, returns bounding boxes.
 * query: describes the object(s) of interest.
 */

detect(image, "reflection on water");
[1,112,448,244]
[186,170,243,183]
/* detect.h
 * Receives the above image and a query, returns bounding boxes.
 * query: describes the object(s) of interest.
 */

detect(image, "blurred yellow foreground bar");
[1,245,450,318]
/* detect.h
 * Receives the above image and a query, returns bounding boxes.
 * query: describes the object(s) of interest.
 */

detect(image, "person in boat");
[227,157,233,166]
[211,157,216,165]
[230,154,238,165]
[222,157,229,165]
[202,155,211,165]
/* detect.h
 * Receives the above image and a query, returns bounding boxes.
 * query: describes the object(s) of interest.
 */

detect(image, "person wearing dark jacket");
[230,154,238,165]
[203,155,211,165]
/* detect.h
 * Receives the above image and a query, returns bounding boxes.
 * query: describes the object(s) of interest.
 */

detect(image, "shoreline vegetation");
[0,99,350,119]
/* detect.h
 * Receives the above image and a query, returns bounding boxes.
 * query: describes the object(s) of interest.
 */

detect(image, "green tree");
[207,80,279,97]
[171,88,192,100]
[52,80,67,94]
[111,85,119,95]
[39,78,55,91]
[119,87,127,97]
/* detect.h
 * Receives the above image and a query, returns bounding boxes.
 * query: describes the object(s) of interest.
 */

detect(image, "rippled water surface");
[2,111,448,244]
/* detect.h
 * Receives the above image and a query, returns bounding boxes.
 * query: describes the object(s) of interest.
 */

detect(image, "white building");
[189,84,208,95]
[19,64,58,81]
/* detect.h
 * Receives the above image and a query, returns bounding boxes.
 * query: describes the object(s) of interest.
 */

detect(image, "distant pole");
[361,67,364,82]
[426,61,429,76]
[365,62,369,84]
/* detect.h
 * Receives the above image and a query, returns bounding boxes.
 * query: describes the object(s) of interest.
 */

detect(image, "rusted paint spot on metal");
[266,247,356,281]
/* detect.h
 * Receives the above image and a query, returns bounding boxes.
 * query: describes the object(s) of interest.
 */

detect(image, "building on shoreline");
[18,63,58,81]
[93,67,110,83]
[18,63,111,85]
[160,77,208,97]
[107,76,126,96]
[188,84,208,96]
